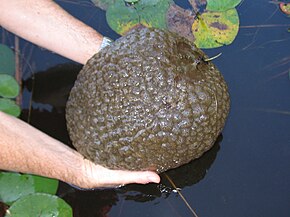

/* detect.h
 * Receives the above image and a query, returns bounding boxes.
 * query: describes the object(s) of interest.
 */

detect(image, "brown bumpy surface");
[66,27,230,173]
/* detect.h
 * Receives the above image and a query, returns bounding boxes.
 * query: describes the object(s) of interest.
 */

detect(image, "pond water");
[1,0,290,216]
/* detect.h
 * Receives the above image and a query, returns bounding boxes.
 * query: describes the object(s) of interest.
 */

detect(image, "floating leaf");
[106,0,171,35]
[279,3,290,15]
[106,0,139,35]
[5,193,72,217]
[0,74,19,98]
[206,0,241,11]
[0,172,59,205]
[192,9,239,48]
[136,0,171,29]
[32,175,59,196]
[0,44,15,76]
[0,99,20,117]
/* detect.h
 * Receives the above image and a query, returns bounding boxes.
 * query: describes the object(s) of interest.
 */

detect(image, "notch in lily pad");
[106,0,171,35]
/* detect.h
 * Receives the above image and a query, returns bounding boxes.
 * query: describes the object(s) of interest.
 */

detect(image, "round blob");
[66,27,230,173]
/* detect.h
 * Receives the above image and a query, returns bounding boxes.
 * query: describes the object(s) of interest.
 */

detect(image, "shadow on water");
[119,139,221,203]
[21,63,223,216]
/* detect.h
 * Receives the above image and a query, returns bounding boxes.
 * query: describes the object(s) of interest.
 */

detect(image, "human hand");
[75,158,160,189]
[0,111,160,190]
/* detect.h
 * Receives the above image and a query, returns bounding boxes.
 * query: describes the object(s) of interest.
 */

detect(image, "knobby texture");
[66,27,230,173]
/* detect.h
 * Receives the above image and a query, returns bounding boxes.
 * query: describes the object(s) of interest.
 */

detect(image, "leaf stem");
[164,173,199,217]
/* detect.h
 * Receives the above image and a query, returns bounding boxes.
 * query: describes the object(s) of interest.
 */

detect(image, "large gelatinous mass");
[66,27,230,173]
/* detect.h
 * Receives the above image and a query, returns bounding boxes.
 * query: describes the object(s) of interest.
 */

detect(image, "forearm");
[0,111,86,186]
[0,111,161,188]
[0,0,103,64]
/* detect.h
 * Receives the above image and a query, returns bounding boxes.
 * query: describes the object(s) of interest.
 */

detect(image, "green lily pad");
[0,44,15,76]
[206,0,241,12]
[5,193,72,217]
[192,8,239,48]
[0,74,19,98]
[106,0,171,35]
[106,0,139,35]
[135,0,171,29]
[0,98,21,117]
[0,172,59,205]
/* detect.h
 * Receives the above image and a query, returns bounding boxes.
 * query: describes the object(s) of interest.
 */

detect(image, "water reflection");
[21,63,80,144]
[118,137,221,202]
[23,63,81,111]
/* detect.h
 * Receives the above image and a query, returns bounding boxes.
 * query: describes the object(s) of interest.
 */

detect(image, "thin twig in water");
[251,108,290,115]
[27,75,35,124]
[14,36,22,107]
[240,24,290,29]
[164,173,199,217]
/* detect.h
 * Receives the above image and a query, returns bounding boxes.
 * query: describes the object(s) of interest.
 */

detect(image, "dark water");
[1,0,290,216]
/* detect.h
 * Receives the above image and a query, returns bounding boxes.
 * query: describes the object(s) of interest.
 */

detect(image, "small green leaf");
[0,172,58,205]
[106,0,140,35]
[0,99,21,117]
[5,193,72,217]
[0,74,19,98]
[0,173,34,205]
[192,9,239,48]
[279,3,290,15]
[136,0,171,29]
[206,0,241,11]
[0,44,15,76]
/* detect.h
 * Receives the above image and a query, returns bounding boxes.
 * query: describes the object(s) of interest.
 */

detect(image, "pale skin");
[0,0,160,188]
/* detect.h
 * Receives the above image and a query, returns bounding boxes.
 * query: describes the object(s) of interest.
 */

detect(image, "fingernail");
[147,175,160,183]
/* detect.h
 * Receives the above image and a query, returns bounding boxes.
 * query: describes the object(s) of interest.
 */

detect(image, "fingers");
[98,169,161,187]
[79,159,160,189]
